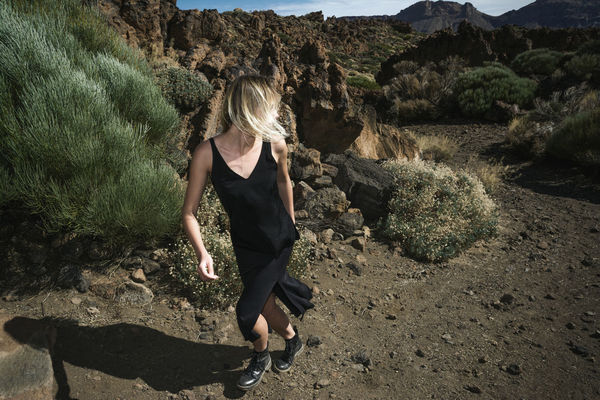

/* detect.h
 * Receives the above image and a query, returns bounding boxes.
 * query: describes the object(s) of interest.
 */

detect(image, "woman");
[181,74,315,391]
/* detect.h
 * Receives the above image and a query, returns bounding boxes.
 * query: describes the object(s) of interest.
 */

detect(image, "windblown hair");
[219,74,289,141]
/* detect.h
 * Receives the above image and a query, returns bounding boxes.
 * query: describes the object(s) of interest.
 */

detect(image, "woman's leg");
[261,291,295,340]
[250,313,269,352]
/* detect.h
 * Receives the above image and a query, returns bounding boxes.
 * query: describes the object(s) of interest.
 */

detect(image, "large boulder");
[289,143,323,181]
[323,150,397,223]
[302,186,350,229]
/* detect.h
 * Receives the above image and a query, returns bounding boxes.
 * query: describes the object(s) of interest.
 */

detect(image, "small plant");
[153,67,213,112]
[453,63,537,118]
[377,159,498,262]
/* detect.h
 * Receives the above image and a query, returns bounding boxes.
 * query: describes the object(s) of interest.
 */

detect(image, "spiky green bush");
[453,63,538,118]
[6,0,152,76]
[511,48,565,76]
[376,159,498,262]
[546,107,600,166]
[0,1,184,246]
[347,75,381,90]
[154,67,214,112]
[83,53,181,144]
[169,181,312,309]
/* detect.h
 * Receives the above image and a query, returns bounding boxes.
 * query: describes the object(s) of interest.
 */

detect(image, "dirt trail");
[2,122,599,400]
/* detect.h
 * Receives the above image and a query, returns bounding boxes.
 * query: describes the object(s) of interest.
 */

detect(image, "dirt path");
[2,122,599,399]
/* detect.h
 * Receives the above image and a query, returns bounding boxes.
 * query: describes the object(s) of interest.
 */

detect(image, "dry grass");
[407,130,459,162]
[464,155,512,194]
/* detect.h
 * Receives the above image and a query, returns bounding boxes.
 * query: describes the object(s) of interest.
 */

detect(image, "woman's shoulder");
[191,137,217,174]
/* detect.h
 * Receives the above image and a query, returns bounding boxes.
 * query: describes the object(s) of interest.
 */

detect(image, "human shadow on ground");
[4,316,257,399]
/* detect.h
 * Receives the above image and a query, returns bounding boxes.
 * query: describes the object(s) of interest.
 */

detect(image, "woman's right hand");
[197,251,219,281]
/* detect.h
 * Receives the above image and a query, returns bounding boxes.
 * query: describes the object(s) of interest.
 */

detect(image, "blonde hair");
[219,74,289,141]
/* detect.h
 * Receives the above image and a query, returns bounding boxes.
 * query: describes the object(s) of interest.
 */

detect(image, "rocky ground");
[1,121,600,400]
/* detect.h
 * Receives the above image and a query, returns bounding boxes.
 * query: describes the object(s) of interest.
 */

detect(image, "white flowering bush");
[377,159,498,262]
[169,180,312,309]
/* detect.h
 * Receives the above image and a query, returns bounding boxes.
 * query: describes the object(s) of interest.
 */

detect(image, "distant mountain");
[491,0,600,29]
[339,0,600,33]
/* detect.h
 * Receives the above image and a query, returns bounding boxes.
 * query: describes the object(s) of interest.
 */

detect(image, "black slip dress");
[208,136,315,343]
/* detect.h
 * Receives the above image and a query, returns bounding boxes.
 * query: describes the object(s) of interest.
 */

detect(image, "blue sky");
[177,1,535,18]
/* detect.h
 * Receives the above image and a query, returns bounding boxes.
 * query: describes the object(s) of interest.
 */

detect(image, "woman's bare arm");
[272,138,295,224]
[181,140,218,280]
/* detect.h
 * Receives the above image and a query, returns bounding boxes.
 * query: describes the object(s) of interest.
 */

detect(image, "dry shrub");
[384,56,466,122]
[464,155,512,194]
[506,116,553,158]
[393,98,437,122]
[408,131,459,162]
[377,159,498,262]
[532,85,599,122]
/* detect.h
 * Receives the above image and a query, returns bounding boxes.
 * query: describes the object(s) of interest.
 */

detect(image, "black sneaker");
[237,347,272,391]
[273,325,304,373]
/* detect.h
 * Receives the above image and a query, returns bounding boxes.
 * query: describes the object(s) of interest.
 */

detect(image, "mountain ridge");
[339,0,600,33]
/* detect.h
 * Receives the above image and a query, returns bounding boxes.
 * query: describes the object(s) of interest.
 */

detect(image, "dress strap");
[209,137,221,176]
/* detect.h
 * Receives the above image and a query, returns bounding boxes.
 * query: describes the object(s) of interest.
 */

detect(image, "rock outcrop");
[377,20,600,81]
[323,150,398,223]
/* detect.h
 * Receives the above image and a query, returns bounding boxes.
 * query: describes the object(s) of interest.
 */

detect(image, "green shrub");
[565,53,600,83]
[6,0,152,76]
[546,107,600,166]
[376,159,498,262]
[0,1,184,246]
[0,166,17,207]
[153,67,213,112]
[347,75,381,90]
[169,182,312,309]
[454,63,538,118]
[511,48,565,76]
[83,53,181,144]
[576,40,600,56]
